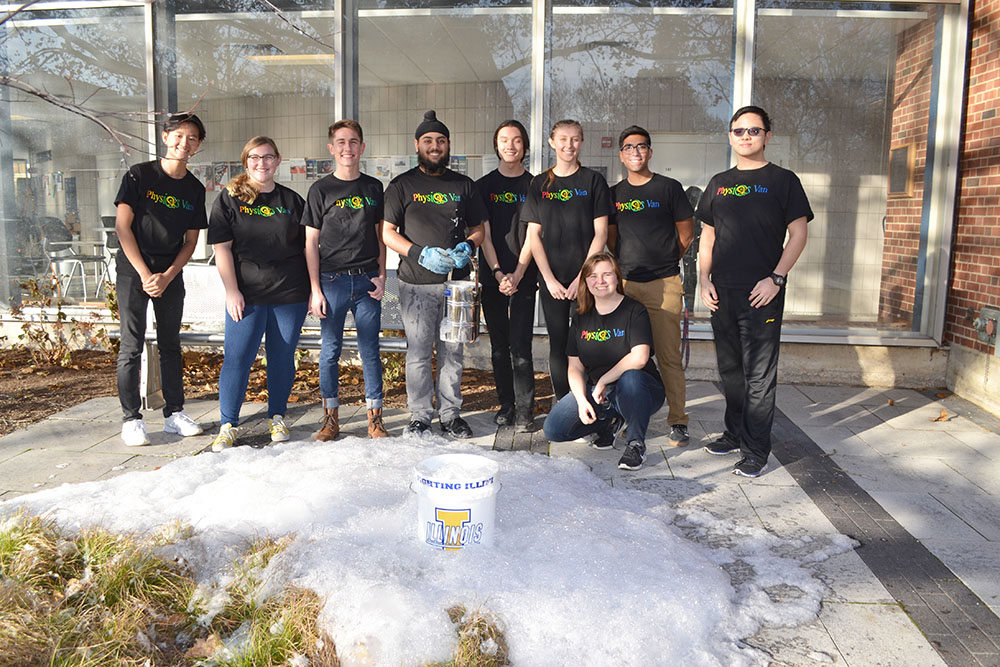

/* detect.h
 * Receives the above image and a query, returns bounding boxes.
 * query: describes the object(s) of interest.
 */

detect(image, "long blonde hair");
[226,136,280,204]
[543,119,583,190]
[576,251,624,315]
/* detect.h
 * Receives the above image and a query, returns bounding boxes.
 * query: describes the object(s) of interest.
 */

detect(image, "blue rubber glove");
[417,246,457,274]
[449,241,473,269]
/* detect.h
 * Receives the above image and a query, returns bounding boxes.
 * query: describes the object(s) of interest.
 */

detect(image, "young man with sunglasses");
[610,125,694,448]
[696,106,812,478]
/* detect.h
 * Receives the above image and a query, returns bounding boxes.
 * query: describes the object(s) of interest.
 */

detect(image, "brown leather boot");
[367,408,389,438]
[316,407,339,441]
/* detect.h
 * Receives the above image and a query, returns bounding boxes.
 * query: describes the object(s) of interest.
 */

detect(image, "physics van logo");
[614,199,661,212]
[716,184,768,197]
[489,191,526,204]
[413,192,461,205]
[145,190,195,211]
[238,204,291,217]
[541,188,588,201]
[425,508,484,550]
[335,195,378,210]
[580,328,625,342]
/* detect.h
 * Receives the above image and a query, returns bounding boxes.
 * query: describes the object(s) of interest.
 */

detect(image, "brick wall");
[946,0,1000,352]
[878,14,937,326]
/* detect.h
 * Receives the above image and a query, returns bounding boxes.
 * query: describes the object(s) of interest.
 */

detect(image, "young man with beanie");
[382,110,487,438]
[697,105,811,478]
[610,125,694,447]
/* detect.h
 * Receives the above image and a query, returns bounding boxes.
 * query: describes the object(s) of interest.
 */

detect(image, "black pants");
[480,280,536,415]
[116,270,186,421]
[538,283,573,400]
[710,286,785,461]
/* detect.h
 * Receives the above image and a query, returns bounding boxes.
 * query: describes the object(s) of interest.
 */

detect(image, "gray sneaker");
[668,424,690,447]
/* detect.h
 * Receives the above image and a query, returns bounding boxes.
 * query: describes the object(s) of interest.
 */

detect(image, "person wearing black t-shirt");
[543,252,665,471]
[476,120,536,432]
[114,113,208,447]
[207,136,307,451]
[303,120,389,442]
[523,120,611,401]
[697,106,812,478]
[610,125,695,448]
[382,110,487,438]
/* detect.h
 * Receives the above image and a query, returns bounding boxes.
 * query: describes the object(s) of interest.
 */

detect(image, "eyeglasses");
[730,127,765,137]
[620,143,650,154]
[247,154,278,164]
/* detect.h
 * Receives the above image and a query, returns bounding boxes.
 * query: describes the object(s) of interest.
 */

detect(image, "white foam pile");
[4,435,856,665]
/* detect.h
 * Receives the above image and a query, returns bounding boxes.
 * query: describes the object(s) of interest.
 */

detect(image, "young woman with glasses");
[207,136,308,451]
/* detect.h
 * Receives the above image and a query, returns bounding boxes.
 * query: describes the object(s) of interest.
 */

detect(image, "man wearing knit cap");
[383,110,487,438]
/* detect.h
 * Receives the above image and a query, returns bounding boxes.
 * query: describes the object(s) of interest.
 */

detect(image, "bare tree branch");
[0,0,44,27]
[256,0,336,52]
[0,75,150,154]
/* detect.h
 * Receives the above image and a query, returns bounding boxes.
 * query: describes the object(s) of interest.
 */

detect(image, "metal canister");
[440,257,480,343]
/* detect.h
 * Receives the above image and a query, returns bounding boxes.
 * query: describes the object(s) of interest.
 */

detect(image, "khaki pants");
[623,274,688,426]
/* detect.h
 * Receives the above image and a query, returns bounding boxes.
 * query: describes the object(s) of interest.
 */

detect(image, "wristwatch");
[493,267,504,276]
[770,272,786,287]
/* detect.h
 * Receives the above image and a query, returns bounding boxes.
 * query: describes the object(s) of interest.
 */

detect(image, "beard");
[418,148,450,174]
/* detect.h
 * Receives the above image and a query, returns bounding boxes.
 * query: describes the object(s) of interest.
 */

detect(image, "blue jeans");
[218,301,308,426]
[318,270,383,409]
[543,369,665,445]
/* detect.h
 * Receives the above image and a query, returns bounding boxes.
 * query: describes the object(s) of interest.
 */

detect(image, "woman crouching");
[542,251,665,470]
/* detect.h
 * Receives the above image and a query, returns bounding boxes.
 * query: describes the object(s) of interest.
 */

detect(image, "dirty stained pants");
[399,281,464,424]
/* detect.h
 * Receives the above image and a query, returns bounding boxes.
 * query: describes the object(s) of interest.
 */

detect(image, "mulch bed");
[0,348,553,437]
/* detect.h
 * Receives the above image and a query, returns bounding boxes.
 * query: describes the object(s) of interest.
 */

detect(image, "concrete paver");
[2,380,999,666]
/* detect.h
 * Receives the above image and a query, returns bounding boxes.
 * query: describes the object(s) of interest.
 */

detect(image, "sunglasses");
[730,127,765,137]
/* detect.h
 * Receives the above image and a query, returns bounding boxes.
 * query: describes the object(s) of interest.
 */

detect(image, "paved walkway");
[2,381,999,666]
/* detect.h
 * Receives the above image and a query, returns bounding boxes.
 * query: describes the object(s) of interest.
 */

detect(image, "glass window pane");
[755,2,937,331]
[549,5,735,187]
[358,5,532,183]
[1,7,147,302]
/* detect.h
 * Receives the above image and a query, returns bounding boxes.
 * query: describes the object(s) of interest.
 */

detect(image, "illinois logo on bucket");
[414,454,499,550]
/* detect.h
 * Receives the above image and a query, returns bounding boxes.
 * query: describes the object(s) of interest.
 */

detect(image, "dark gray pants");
[399,281,464,423]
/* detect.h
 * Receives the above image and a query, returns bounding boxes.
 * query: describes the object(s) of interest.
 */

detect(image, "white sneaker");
[121,419,150,447]
[163,411,203,437]
[212,423,238,452]
[269,415,290,442]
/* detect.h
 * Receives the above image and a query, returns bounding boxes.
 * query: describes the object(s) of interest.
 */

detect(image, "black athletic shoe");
[617,441,647,471]
[668,424,690,447]
[441,416,473,439]
[592,414,624,450]
[514,412,534,433]
[733,456,766,478]
[704,437,740,455]
[404,420,431,437]
[494,404,515,426]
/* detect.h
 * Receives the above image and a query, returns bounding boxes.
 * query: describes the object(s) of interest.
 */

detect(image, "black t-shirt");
[207,184,309,304]
[696,162,813,290]
[114,160,207,275]
[566,296,661,386]
[300,173,384,273]
[383,167,488,285]
[610,174,694,282]
[475,169,535,286]
[520,167,611,284]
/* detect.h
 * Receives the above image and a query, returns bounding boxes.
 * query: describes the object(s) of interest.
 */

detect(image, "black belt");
[339,263,378,276]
